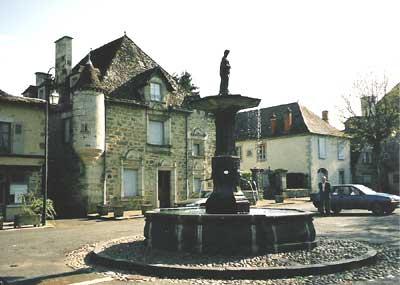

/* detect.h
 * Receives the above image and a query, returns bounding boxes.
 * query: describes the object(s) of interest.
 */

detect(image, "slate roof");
[235,102,344,141]
[21,85,39,98]
[74,60,103,91]
[71,35,183,105]
[0,88,45,105]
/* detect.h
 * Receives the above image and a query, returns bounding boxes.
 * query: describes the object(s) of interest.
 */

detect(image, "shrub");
[21,192,57,219]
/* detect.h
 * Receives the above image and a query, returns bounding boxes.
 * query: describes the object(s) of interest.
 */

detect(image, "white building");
[235,102,351,193]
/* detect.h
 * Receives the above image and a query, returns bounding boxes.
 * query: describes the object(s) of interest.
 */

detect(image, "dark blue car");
[310,184,400,215]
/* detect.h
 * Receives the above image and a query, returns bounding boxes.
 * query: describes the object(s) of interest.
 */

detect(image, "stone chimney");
[283,107,292,132]
[55,36,73,85]
[270,113,277,135]
[322,110,329,123]
[35,72,51,86]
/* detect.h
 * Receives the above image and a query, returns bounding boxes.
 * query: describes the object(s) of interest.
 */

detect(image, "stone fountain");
[144,50,316,254]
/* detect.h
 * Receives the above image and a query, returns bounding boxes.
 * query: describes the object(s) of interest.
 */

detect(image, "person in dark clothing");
[318,176,331,215]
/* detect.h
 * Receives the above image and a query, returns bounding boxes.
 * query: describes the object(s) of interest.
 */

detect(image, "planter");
[141,204,153,215]
[275,195,284,203]
[112,205,125,218]
[14,214,41,228]
[97,204,109,216]
[0,216,3,230]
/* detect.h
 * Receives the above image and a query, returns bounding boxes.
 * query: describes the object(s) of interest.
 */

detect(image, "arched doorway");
[317,168,328,182]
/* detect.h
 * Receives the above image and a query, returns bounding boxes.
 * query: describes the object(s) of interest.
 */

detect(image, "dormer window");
[150,83,162,101]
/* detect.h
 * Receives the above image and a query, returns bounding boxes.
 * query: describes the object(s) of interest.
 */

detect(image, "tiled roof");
[235,102,344,140]
[71,35,183,105]
[0,88,45,105]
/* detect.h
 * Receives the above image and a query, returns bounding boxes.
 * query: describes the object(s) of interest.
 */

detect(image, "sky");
[1,0,399,129]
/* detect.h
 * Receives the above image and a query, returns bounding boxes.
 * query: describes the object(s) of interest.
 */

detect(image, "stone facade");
[0,94,45,221]
[39,35,215,216]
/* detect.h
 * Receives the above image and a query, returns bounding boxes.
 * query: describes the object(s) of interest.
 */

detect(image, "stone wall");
[104,102,214,209]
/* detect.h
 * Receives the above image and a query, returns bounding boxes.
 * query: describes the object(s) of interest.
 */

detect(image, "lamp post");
[41,67,54,226]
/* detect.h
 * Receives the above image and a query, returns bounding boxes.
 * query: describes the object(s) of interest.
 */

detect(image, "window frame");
[150,82,162,102]
[122,168,139,198]
[148,120,165,146]
[0,121,11,154]
[337,140,345,160]
[257,143,266,161]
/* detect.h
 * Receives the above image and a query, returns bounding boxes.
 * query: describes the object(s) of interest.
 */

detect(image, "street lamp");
[41,67,55,226]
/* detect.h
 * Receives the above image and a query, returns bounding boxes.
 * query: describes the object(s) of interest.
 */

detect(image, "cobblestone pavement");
[1,200,399,284]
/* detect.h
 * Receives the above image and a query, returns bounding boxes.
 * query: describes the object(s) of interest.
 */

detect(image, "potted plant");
[141,200,153,215]
[111,197,124,218]
[14,192,55,228]
[97,203,109,216]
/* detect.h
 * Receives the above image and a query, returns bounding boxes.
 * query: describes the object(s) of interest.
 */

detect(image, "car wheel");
[384,206,396,215]
[332,207,342,214]
[371,203,384,215]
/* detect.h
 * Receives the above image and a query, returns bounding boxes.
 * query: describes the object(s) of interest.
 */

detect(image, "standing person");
[318,176,331,215]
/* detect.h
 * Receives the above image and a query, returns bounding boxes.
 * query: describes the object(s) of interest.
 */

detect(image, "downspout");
[103,100,107,205]
[185,114,189,199]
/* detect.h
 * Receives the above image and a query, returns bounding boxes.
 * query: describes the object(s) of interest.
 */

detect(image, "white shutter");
[318,137,327,159]
[13,123,24,154]
[148,120,164,145]
[338,141,345,160]
[123,169,138,197]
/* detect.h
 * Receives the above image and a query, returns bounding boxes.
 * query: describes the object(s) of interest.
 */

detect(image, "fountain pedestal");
[189,94,260,214]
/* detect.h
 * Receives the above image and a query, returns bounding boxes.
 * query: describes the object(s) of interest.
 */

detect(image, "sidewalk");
[255,197,310,208]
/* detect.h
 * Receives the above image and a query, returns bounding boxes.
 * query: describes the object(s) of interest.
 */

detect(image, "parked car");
[310,184,400,215]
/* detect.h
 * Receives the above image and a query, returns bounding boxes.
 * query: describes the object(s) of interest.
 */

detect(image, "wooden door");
[158,171,171,208]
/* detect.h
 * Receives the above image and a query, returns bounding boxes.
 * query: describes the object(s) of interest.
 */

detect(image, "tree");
[343,75,400,191]
[173,71,200,96]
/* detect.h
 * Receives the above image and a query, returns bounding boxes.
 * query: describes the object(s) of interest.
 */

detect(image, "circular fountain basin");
[144,207,316,255]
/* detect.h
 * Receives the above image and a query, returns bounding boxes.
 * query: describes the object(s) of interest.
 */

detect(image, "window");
[150,83,162,101]
[257,143,266,161]
[193,178,202,193]
[361,151,372,164]
[192,143,201,156]
[148,120,165,145]
[337,141,345,160]
[318,137,327,159]
[8,173,28,204]
[63,118,71,143]
[122,169,138,197]
[0,122,11,153]
[235,146,242,160]
[38,87,46,100]
[339,170,345,184]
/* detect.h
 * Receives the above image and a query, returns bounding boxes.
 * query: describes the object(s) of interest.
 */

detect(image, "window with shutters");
[337,141,345,160]
[122,169,138,198]
[0,122,11,153]
[148,120,165,145]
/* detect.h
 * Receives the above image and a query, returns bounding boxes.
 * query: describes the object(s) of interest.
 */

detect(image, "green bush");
[22,192,57,219]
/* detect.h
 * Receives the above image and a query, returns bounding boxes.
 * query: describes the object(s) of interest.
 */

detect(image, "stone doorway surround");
[154,160,177,208]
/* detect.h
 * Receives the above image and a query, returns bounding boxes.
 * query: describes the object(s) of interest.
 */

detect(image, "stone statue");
[219,50,231,95]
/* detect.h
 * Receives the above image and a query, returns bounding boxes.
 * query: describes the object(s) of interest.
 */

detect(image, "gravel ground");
[92,236,369,268]
[65,236,400,284]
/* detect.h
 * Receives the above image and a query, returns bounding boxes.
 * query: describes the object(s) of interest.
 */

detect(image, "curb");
[89,240,378,280]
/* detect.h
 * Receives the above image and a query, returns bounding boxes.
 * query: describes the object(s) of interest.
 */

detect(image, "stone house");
[234,102,351,195]
[0,89,45,221]
[22,35,215,217]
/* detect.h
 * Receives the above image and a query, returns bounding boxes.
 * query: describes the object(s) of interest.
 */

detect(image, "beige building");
[0,90,45,221]
[235,103,351,194]
[21,35,214,216]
